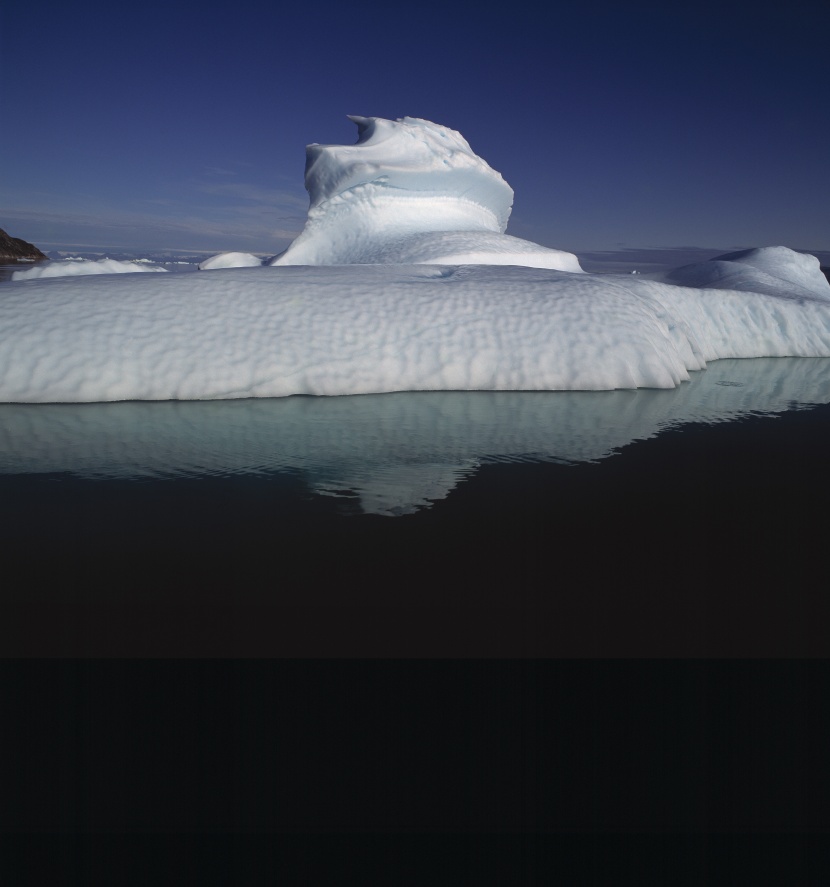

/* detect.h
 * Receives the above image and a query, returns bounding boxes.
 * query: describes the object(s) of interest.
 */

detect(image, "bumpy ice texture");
[2,251,830,403]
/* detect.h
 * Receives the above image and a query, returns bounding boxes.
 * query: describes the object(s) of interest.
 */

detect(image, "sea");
[2,256,830,856]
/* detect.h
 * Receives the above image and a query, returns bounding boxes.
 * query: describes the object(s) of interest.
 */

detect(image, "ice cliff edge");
[271,116,583,271]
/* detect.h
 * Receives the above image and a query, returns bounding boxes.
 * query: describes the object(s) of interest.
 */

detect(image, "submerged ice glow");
[2,357,828,515]
[2,116,829,403]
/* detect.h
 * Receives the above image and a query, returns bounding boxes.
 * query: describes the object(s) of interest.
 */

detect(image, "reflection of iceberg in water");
[1,357,830,515]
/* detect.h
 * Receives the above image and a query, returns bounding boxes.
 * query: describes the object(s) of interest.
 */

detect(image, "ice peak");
[301,115,513,224]
[345,114,374,140]
[273,115,579,270]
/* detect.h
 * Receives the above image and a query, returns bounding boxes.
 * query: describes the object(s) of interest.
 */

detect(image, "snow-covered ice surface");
[1,357,828,515]
[2,116,829,403]
[11,258,169,280]
[2,257,830,403]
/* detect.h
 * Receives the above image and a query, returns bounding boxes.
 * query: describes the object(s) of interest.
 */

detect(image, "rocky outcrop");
[0,227,47,262]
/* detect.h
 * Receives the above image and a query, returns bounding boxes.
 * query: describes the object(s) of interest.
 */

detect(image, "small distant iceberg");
[199,252,264,270]
[12,258,168,280]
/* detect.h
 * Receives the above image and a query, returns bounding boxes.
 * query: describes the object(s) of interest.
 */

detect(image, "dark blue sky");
[2,0,828,263]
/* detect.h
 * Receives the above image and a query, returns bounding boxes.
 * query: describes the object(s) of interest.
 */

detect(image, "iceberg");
[198,252,264,270]
[1,115,829,404]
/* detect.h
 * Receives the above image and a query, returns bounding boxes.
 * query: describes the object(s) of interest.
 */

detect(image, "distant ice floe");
[2,115,830,403]
[12,258,168,280]
[198,252,264,270]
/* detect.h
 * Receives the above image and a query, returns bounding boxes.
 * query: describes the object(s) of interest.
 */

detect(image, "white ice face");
[305,116,514,224]
[270,115,582,271]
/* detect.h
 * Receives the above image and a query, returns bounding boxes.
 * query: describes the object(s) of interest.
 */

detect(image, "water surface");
[3,357,830,657]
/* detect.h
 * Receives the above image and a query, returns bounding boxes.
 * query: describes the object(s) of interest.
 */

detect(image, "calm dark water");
[4,362,830,855]
[2,358,830,658]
